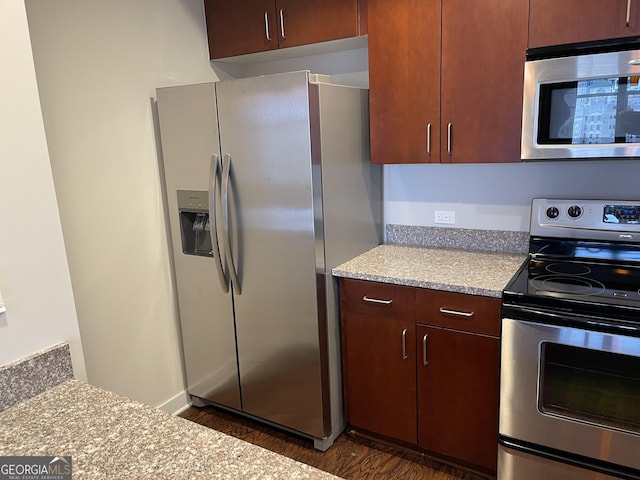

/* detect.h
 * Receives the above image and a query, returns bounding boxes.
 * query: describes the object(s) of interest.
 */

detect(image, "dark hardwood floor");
[179,405,493,480]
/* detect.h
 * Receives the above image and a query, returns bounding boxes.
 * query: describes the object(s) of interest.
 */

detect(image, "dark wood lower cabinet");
[340,278,501,474]
[417,325,500,472]
[342,311,417,443]
[340,279,417,444]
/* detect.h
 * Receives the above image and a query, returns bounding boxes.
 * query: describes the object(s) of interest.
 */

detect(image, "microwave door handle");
[209,154,229,293]
[221,153,241,294]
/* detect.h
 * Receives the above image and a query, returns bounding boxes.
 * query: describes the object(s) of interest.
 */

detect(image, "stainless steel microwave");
[522,40,640,160]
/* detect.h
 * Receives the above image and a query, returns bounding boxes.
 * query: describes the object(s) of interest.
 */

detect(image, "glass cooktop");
[503,238,640,324]
[523,258,640,306]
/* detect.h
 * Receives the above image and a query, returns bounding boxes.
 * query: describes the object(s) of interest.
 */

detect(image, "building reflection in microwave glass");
[553,77,640,143]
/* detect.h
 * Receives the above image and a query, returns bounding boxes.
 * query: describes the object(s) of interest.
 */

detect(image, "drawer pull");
[422,334,429,366]
[439,307,474,318]
[402,328,408,360]
[362,295,393,305]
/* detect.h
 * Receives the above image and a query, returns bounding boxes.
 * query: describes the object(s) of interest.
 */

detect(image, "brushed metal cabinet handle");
[279,9,286,39]
[439,307,474,317]
[422,334,429,366]
[264,12,271,41]
[426,123,432,155]
[362,295,392,305]
[627,0,632,26]
[402,328,408,360]
[447,122,452,155]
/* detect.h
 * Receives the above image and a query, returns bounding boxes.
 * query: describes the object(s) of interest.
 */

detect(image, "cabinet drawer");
[416,289,500,336]
[340,279,416,318]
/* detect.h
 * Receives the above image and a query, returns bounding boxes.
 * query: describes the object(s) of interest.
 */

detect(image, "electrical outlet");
[434,210,456,224]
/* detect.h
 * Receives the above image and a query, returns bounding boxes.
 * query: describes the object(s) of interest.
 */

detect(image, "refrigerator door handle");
[222,153,241,294]
[209,154,229,293]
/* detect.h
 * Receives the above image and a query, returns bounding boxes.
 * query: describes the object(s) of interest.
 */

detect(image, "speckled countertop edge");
[333,244,527,298]
[0,343,73,412]
[0,379,341,480]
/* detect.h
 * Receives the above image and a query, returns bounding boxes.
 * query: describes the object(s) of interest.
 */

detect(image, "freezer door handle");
[209,154,229,293]
[221,153,241,294]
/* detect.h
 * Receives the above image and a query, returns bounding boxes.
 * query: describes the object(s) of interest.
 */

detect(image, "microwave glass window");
[538,77,640,145]
[538,342,640,434]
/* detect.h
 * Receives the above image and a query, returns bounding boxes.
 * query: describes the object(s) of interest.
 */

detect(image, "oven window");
[539,342,640,434]
[538,77,640,145]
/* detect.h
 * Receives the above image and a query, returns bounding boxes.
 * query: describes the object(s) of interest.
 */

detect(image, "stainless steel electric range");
[499,198,640,480]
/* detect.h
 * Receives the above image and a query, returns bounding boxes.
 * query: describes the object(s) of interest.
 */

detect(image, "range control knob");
[546,206,560,219]
[568,205,582,218]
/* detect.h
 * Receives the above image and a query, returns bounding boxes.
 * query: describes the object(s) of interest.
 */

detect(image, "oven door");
[500,317,640,471]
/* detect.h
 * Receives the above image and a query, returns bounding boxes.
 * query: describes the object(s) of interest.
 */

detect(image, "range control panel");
[530,199,640,242]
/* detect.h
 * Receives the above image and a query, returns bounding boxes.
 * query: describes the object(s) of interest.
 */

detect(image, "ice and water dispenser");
[177,190,212,257]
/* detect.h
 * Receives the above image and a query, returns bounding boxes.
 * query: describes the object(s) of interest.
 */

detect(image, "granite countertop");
[0,379,341,480]
[333,244,527,298]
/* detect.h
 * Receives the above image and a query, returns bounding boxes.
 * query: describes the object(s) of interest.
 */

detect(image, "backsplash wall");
[384,160,640,233]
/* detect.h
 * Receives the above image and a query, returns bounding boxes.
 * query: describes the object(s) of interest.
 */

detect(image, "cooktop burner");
[529,274,606,296]
[543,262,591,276]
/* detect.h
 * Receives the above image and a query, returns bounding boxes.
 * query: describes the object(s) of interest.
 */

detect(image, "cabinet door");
[440,0,527,163]
[368,0,441,164]
[276,0,359,49]
[417,325,500,472]
[529,0,640,49]
[340,279,417,443]
[204,0,278,59]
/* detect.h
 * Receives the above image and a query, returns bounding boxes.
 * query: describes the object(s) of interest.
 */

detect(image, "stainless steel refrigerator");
[155,71,381,450]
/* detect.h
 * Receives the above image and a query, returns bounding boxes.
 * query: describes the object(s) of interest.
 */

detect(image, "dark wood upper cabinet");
[368,0,441,164]
[204,0,365,60]
[368,0,527,164]
[529,0,640,49]
[441,0,528,164]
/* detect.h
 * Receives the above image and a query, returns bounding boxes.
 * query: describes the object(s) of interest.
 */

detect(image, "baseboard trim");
[158,389,190,415]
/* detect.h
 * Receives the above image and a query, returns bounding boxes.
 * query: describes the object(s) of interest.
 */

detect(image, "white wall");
[0,0,86,378]
[384,159,640,232]
[24,0,216,412]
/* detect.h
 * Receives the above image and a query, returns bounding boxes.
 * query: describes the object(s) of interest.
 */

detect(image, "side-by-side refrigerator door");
[156,82,240,409]
[216,71,329,438]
